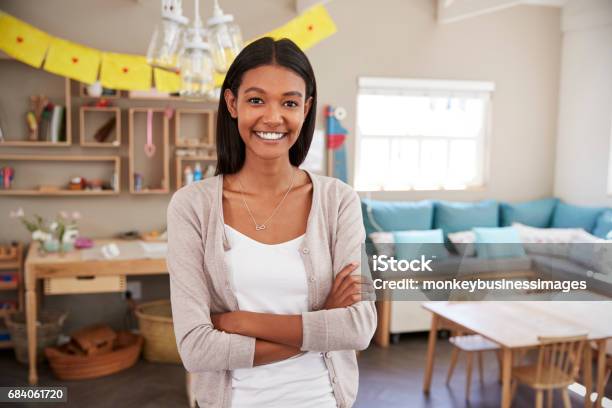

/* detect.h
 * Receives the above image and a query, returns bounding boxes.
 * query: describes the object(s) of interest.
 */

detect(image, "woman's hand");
[211,311,243,333]
[323,262,371,310]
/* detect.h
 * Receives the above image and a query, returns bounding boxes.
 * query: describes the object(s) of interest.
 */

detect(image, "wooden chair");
[594,340,612,407]
[446,332,501,401]
[511,334,587,408]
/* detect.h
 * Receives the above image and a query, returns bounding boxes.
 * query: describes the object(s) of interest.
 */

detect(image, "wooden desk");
[25,240,168,385]
[422,301,612,408]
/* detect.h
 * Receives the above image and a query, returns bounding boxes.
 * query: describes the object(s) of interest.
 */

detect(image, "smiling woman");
[167,37,377,408]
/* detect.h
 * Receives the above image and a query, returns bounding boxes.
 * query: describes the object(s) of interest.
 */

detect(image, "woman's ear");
[304,96,313,117]
[224,89,238,118]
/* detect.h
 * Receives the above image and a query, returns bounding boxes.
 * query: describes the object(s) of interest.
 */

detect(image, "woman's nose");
[262,105,283,127]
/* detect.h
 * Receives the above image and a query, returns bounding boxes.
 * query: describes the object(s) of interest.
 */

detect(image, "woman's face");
[224,64,312,162]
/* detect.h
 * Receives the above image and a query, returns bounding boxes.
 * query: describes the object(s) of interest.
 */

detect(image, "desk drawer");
[44,276,126,295]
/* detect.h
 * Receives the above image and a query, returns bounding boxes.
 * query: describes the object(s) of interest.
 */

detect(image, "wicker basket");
[5,310,67,364]
[135,299,181,364]
[45,331,143,380]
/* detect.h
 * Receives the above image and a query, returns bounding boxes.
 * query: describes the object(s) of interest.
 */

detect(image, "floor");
[0,333,608,408]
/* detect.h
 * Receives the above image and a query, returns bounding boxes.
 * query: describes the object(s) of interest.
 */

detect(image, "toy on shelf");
[0,167,15,189]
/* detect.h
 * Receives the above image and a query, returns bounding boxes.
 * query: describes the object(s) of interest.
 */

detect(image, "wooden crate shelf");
[0,155,120,195]
[175,109,215,148]
[128,108,170,194]
[175,154,217,189]
[79,106,121,147]
[0,63,72,148]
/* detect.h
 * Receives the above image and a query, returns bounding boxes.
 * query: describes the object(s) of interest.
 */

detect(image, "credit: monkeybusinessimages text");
[371,255,588,294]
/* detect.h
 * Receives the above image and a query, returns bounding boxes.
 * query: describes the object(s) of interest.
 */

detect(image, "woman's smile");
[253,130,289,141]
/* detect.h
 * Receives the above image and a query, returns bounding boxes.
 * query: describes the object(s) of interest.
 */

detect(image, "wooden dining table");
[422,301,612,408]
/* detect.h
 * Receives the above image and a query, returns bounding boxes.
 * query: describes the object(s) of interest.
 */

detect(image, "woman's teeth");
[255,131,286,140]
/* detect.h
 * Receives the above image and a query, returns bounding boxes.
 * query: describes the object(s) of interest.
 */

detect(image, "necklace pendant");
[255,224,266,231]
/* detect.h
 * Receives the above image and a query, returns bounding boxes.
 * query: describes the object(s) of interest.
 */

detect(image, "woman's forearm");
[254,339,302,366]
[212,311,303,348]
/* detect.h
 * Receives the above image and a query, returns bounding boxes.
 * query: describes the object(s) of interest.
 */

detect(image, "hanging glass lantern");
[179,1,215,98]
[207,0,243,73]
[147,0,188,70]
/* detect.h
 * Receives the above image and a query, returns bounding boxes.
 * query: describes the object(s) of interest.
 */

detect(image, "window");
[355,78,494,191]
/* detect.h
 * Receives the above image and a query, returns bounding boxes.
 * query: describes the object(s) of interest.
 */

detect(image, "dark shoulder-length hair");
[215,37,317,175]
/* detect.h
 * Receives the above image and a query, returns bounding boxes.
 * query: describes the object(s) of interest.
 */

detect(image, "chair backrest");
[534,334,588,387]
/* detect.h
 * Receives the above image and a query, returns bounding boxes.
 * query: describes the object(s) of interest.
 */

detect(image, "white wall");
[554,0,612,206]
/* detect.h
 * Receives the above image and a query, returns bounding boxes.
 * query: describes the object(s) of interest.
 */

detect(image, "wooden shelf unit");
[79,106,121,147]
[128,108,170,194]
[175,109,215,148]
[0,77,72,147]
[0,242,24,350]
[175,154,217,189]
[0,155,120,195]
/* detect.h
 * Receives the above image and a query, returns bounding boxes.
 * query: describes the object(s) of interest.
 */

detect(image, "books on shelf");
[38,104,65,143]
[50,105,65,142]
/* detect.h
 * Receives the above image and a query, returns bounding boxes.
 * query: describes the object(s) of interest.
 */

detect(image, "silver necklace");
[236,168,297,231]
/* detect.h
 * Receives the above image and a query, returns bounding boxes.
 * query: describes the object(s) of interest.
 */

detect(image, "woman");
[167,37,377,408]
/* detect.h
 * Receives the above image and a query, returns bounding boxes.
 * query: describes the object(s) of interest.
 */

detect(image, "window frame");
[354,77,495,192]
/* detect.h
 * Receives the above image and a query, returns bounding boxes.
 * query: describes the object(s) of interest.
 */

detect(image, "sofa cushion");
[361,199,434,237]
[551,202,604,232]
[434,200,499,237]
[593,210,612,239]
[500,198,558,228]
[473,227,526,259]
[393,229,449,260]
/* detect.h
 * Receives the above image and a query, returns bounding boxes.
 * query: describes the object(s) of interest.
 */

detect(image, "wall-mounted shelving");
[79,106,121,147]
[0,155,120,196]
[175,109,215,148]
[128,108,170,194]
[1,50,219,196]
[0,60,72,147]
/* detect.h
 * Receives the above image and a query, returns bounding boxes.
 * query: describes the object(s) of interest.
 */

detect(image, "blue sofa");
[361,198,612,297]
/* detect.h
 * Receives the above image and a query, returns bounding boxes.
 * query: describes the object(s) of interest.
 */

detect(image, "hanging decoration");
[325,105,348,183]
[0,13,51,68]
[100,52,152,91]
[0,5,337,93]
[43,38,101,84]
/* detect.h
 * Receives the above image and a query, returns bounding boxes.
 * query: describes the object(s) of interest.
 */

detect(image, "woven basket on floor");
[135,299,181,364]
[44,331,143,380]
[5,310,67,364]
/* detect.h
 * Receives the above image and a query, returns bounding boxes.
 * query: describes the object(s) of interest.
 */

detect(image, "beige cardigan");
[166,170,377,408]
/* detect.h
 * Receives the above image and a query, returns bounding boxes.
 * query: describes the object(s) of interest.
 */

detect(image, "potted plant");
[10,208,80,255]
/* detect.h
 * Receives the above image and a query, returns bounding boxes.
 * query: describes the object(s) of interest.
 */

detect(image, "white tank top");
[224,224,337,408]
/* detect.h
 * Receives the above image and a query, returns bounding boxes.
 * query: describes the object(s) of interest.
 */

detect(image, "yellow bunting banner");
[264,4,337,51]
[0,12,51,68]
[100,52,151,91]
[0,6,337,91]
[43,38,101,84]
[153,67,181,93]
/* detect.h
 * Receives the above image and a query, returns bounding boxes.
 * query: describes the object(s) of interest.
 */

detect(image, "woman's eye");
[284,100,299,108]
[248,97,264,105]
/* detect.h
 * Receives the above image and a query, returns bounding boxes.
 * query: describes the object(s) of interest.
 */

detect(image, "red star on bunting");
[122,67,129,74]
[16,36,23,43]
[307,24,314,32]
[71,57,79,64]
